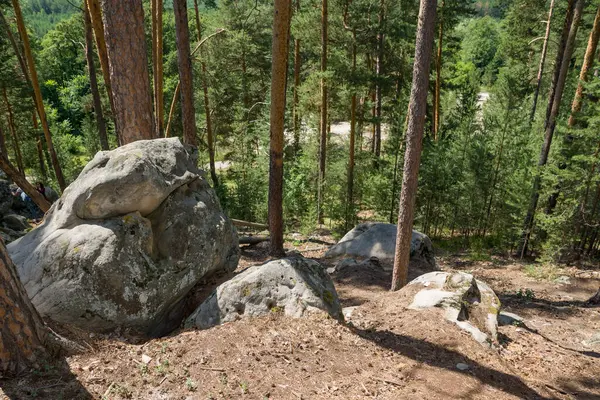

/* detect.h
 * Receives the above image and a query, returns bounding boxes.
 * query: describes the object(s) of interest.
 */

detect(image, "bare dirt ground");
[2,232,600,400]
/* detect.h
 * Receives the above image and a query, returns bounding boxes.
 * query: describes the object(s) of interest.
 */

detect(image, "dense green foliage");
[2,0,600,261]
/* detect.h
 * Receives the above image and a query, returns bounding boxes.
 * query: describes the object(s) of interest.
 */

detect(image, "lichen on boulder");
[406,271,501,346]
[8,138,239,336]
[186,257,343,330]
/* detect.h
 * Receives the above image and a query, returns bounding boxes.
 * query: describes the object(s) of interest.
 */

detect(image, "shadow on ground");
[0,356,92,400]
[352,326,553,400]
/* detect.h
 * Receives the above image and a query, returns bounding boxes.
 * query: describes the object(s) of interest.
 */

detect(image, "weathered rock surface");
[498,311,524,327]
[2,214,29,232]
[186,257,342,329]
[406,271,501,346]
[8,138,239,336]
[324,223,437,270]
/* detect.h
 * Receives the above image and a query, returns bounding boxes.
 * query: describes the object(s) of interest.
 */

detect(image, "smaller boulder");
[406,271,501,346]
[2,214,29,232]
[498,311,524,327]
[185,257,343,329]
[325,223,436,271]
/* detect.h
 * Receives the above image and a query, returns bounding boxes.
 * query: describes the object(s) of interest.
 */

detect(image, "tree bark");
[0,239,51,376]
[268,0,292,257]
[433,0,444,140]
[568,4,600,126]
[374,0,385,158]
[201,62,218,186]
[317,0,328,225]
[520,0,585,257]
[391,0,437,290]
[12,0,66,190]
[32,113,47,179]
[192,3,218,186]
[173,0,197,146]
[530,0,555,123]
[0,124,6,157]
[2,87,24,175]
[292,0,301,156]
[152,0,164,138]
[101,0,155,144]
[84,2,109,151]
[86,0,117,134]
[193,0,202,40]
[544,0,576,128]
[347,35,357,231]
[0,8,28,84]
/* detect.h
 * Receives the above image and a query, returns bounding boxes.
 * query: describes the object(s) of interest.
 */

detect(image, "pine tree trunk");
[568,4,600,126]
[530,0,555,123]
[0,8,28,84]
[101,0,155,144]
[317,0,328,225]
[544,0,576,128]
[152,0,164,138]
[165,83,180,139]
[433,0,444,140]
[370,89,376,153]
[2,87,25,175]
[268,0,292,257]
[32,113,47,179]
[0,124,6,158]
[520,0,585,257]
[201,62,218,186]
[374,0,385,159]
[292,0,301,156]
[0,239,51,376]
[173,0,197,146]
[192,3,218,186]
[391,0,437,291]
[86,0,117,135]
[12,0,66,190]
[84,2,109,151]
[193,0,202,40]
[347,34,357,231]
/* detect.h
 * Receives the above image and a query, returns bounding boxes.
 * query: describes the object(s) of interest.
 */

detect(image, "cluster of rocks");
[7,137,511,349]
[0,180,32,243]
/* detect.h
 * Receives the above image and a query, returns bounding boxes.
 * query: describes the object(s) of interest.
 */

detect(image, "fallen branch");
[232,219,268,230]
[371,376,403,387]
[239,236,269,245]
[198,366,226,372]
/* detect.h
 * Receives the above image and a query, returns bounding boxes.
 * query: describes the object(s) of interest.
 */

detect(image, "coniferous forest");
[2,0,600,397]
[3,0,600,262]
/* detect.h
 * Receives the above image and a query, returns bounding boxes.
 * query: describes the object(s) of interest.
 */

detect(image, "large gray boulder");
[185,257,343,329]
[406,271,500,346]
[8,138,239,336]
[325,223,436,270]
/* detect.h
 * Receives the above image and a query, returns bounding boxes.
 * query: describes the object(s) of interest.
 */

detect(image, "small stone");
[142,354,152,364]
[498,311,524,326]
[456,363,469,371]
[554,275,571,285]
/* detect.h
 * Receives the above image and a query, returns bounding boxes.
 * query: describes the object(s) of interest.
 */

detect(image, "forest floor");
[2,231,600,399]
